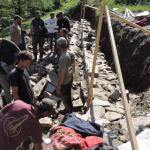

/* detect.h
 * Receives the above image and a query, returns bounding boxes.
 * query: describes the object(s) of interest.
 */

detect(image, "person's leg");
[33,37,38,61]
[39,37,44,58]
[54,32,58,53]
[61,77,73,113]
[0,74,12,104]
[49,33,53,51]
[18,43,23,51]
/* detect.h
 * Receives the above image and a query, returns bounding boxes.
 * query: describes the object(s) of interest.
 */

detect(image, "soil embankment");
[85,8,150,92]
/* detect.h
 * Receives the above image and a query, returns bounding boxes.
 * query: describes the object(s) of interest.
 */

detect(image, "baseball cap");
[57,37,67,47]
[56,11,64,19]
[35,11,41,15]
[40,98,58,114]
[14,15,23,20]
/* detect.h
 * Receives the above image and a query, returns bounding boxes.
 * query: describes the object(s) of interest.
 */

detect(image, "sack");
[42,27,49,38]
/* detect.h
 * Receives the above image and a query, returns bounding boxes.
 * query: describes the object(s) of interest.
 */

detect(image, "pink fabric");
[133,18,147,26]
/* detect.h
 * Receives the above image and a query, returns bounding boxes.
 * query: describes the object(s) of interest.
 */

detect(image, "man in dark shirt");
[0,38,21,104]
[31,11,45,61]
[9,51,36,105]
[0,98,58,150]
[55,11,70,33]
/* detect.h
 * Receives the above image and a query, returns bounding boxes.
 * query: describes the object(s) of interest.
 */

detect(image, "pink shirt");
[0,100,42,150]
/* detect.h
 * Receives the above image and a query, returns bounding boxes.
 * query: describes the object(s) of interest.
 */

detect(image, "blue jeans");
[49,32,57,49]
[0,74,12,104]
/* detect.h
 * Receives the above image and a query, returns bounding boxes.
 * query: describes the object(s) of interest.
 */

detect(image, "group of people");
[0,10,75,150]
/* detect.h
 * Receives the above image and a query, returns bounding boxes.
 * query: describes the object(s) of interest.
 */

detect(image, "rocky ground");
[1,14,150,149]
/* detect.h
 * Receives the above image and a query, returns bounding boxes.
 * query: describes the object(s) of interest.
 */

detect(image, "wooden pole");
[81,5,86,40]
[85,4,100,10]
[86,5,105,111]
[80,1,83,21]
[109,10,150,35]
[105,5,139,150]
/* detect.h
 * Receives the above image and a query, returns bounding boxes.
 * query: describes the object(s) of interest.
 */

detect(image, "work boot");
[39,52,43,59]
[33,53,37,61]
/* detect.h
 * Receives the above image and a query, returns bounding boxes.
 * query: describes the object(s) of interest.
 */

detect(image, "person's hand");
[39,28,43,31]
[56,87,60,94]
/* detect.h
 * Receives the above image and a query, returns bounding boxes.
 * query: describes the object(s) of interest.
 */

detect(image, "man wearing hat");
[10,15,23,50]
[31,11,45,61]
[56,37,75,113]
[55,11,70,33]
[0,98,57,150]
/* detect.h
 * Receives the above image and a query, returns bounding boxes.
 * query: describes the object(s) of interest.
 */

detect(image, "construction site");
[1,1,150,150]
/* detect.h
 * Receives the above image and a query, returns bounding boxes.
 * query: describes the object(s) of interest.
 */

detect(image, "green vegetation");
[85,0,150,13]
[0,0,81,39]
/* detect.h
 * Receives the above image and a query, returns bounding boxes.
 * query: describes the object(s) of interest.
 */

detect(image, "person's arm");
[0,111,3,119]
[34,143,43,150]
[30,83,37,104]
[31,25,34,41]
[56,70,65,94]
[10,31,18,46]
[67,20,70,32]
[12,87,20,100]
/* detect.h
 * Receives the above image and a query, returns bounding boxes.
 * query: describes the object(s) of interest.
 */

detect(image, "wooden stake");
[80,1,83,21]
[86,5,105,111]
[109,10,150,35]
[81,5,86,40]
[105,5,139,150]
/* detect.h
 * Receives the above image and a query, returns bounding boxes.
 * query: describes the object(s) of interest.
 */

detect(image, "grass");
[0,0,78,40]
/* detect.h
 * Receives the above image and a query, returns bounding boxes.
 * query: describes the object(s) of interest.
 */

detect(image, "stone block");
[73,98,83,107]
[44,83,56,94]
[43,91,61,102]
[39,117,52,127]
[109,89,121,100]
[46,71,58,87]
[91,99,110,107]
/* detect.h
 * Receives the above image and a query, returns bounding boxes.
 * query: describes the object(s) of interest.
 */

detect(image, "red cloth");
[0,100,42,150]
[133,18,147,26]
[51,126,103,150]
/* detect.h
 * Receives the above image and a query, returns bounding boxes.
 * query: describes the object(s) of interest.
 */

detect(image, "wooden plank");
[109,10,150,35]
[105,5,139,150]
[86,5,105,112]
[81,5,86,40]
[80,1,83,21]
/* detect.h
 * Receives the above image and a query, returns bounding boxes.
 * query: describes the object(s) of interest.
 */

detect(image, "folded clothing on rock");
[59,113,104,138]
[51,126,103,150]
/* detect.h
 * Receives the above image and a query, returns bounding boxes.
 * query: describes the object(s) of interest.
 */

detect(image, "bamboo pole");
[81,5,86,40]
[109,10,150,35]
[86,5,105,111]
[105,5,139,150]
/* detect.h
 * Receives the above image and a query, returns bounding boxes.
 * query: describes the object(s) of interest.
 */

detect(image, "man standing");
[0,98,57,150]
[10,15,23,50]
[0,38,20,104]
[56,11,70,33]
[9,51,36,105]
[56,37,75,113]
[44,12,58,52]
[31,11,45,61]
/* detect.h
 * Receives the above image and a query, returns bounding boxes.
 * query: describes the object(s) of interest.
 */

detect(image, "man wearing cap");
[31,11,45,61]
[10,15,23,50]
[55,11,70,33]
[0,98,57,150]
[56,37,75,113]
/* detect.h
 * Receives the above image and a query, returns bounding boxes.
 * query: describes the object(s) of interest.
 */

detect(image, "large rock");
[33,78,48,97]
[117,129,150,150]
[44,83,56,94]
[119,116,150,137]
[46,71,58,87]
[43,91,61,102]
[30,76,40,82]
[75,113,89,121]
[109,89,121,100]
[39,117,52,127]
[93,89,108,101]
[105,104,125,114]
[73,98,83,107]
[91,99,110,107]
[103,111,123,121]
[87,105,105,118]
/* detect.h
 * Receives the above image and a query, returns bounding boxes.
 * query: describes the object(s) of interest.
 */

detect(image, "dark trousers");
[33,37,44,54]
[49,32,57,50]
[18,43,23,51]
[61,77,73,113]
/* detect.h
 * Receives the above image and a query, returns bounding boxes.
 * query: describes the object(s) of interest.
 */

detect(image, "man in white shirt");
[44,12,57,53]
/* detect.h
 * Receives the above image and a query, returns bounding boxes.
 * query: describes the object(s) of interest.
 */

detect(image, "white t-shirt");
[44,17,57,33]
